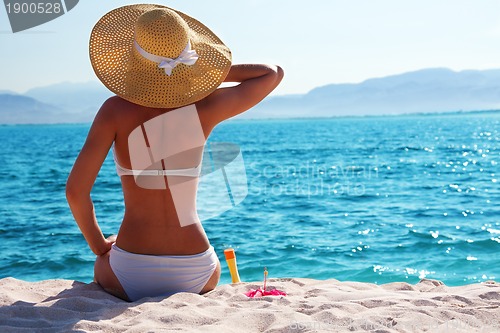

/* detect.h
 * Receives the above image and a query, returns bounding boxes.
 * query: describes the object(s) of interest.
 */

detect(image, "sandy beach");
[0,277,499,332]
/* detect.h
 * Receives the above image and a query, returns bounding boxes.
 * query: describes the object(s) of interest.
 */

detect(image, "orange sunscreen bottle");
[224,248,241,283]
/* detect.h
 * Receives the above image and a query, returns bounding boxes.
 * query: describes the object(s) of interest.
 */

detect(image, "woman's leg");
[94,251,130,301]
[200,257,221,294]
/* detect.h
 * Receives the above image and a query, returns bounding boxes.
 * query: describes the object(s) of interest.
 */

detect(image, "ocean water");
[0,112,499,286]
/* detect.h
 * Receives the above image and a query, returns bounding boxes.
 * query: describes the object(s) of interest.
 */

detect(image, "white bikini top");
[112,148,201,178]
[113,104,205,179]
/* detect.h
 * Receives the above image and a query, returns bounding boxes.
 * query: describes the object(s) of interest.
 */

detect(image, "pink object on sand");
[245,267,286,297]
[245,287,287,298]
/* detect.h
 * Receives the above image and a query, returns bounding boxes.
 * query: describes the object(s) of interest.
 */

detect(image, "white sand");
[0,277,499,332]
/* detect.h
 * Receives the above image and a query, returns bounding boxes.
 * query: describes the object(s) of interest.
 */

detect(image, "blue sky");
[1,0,500,95]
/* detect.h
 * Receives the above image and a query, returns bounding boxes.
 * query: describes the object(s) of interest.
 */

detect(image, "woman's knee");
[200,261,221,294]
[94,252,129,301]
[93,251,109,283]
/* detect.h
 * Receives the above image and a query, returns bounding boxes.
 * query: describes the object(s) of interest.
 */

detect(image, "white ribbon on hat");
[134,40,199,76]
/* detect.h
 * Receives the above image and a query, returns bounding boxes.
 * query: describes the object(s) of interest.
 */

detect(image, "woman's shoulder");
[88,96,136,132]
[100,95,140,112]
[96,96,142,120]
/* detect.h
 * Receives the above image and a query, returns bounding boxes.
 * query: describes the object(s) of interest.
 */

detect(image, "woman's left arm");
[66,99,117,256]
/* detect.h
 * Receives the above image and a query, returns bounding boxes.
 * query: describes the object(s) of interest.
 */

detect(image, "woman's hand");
[106,234,117,244]
[97,235,117,256]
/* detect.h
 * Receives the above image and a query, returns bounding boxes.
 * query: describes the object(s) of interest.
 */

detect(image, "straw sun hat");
[89,4,232,108]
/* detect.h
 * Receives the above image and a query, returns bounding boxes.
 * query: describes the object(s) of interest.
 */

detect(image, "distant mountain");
[244,68,500,118]
[0,90,19,95]
[2,68,500,124]
[25,81,112,114]
[0,81,112,124]
[0,94,63,124]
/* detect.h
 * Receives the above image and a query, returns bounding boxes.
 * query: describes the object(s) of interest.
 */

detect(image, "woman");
[66,4,283,302]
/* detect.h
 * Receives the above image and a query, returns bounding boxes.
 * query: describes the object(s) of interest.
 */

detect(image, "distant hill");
[0,90,19,95]
[0,94,63,124]
[0,81,112,124]
[243,68,500,118]
[25,81,113,114]
[2,68,500,124]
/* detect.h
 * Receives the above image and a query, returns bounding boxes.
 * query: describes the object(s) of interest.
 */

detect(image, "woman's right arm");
[198,64,284,128]
[66,99,117,256]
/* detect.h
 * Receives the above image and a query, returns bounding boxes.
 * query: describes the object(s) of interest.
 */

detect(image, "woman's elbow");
[276,65,284,81]
[268,65,284,93]
[271,65,284,88]
[65,179,86,204]
[65,181,78,204]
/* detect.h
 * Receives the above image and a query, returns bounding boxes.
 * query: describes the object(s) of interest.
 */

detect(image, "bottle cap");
[224,248,235,260]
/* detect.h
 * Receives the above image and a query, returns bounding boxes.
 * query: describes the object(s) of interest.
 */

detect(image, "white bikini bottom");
[109,244,218,302]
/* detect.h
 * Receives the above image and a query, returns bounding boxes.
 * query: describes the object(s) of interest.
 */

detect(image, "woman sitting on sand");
[66,4,283,302]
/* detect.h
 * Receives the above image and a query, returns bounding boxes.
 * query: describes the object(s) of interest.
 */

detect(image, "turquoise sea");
[0,112,499,286]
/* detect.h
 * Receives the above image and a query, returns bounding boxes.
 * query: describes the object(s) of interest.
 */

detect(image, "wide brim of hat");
[89,4,232,108]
